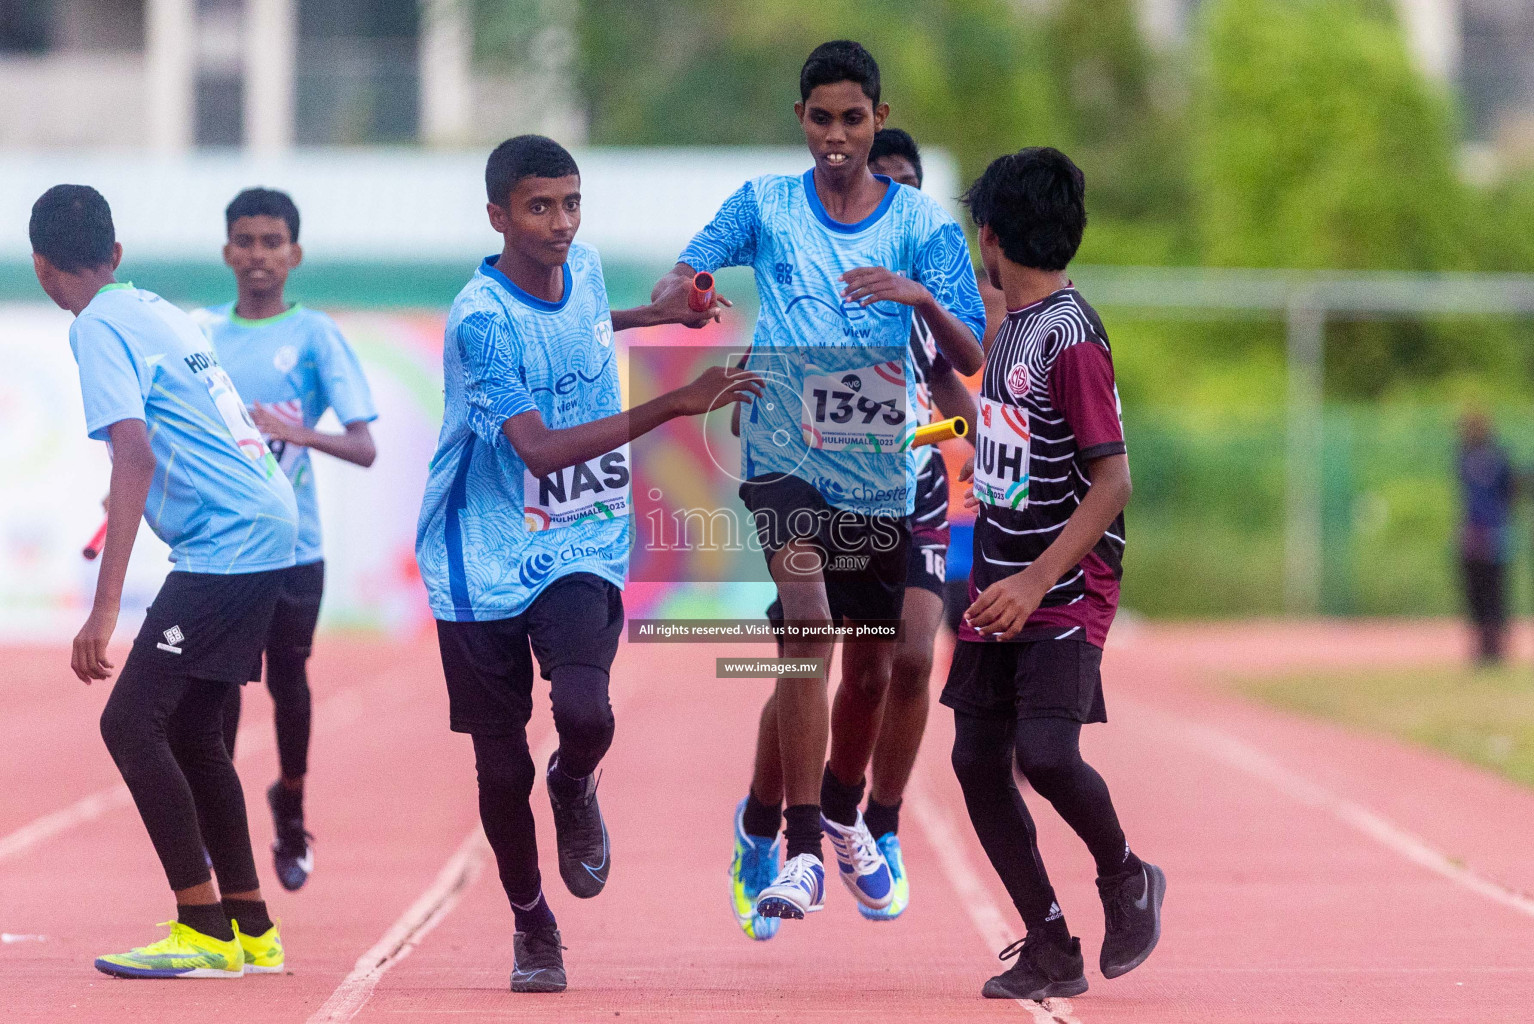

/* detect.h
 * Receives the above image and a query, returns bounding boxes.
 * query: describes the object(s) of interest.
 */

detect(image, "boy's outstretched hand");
[650,268,733,328]
[670,365,765,416]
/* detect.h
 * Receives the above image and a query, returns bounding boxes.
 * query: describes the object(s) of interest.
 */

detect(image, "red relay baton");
[688,271,716,313]
[82,518,109,560]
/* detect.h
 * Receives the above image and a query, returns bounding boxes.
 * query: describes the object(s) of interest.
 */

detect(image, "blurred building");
[0,0,583,150]
[2,1,1532,156]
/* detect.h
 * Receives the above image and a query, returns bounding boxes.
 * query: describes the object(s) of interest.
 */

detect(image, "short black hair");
[226,187,300,242]
[962,147,1086,272]
[486,135,580,206]
[800,40,880,105]
[869,128,922,186]
[29,184,115,272]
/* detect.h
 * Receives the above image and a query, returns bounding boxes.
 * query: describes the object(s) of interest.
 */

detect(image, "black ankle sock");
[546,753,584,803]
[863,797,901,839]
[510,891,557,933]
[819,765,864,827]
[178,903,235,942]
[742,791,782,840]
[222,898,273,937]
[783,804,823,861]
[1032,912,1072,953]
[1098,845,1144,882]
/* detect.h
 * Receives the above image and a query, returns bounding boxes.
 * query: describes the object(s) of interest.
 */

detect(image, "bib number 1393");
[800,361,907,453]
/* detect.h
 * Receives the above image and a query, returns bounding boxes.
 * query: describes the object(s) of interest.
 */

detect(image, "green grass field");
[1243,662,1534,790]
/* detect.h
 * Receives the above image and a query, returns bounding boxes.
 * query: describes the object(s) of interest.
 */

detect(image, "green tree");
[1191,0,1499,396]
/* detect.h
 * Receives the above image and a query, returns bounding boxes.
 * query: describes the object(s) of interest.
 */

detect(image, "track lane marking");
[305,677,615,1023]
[1122,699,1534,921]
[304,824,490,1024]
[0,686,365,864]
[906,772,1083,1024]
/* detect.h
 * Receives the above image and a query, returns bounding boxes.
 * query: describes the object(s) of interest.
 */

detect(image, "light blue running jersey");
[196,303,377,565]
[416,245,629,622]
[70,284,298,574]
[680,171,984,516]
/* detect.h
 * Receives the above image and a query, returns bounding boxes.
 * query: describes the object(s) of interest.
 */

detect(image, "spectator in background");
[1456,412,1513,665]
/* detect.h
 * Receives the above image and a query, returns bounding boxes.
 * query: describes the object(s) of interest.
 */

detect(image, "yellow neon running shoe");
[94,921,243,979]
[236,921,285,974]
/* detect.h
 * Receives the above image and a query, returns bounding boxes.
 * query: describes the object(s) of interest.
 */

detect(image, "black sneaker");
[510,928,567,993]
[1097,861,1166,979]
[982,934,1089,1000]
[545,754,610,899]
[267,781,314,892]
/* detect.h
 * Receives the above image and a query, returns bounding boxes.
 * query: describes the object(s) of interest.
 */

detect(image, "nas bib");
[524,445,631,532]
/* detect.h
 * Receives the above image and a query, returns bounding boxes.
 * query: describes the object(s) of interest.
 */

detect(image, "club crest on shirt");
[594,318,614,349]
[273,345,299,373]
[1006,362,1031,399]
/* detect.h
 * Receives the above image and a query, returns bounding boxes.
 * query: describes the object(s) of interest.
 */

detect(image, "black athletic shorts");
[907,456,951,597]
[435,573,624,735]
[742,473,909,624]
[940,638,1107,724]
[266,560,325,661]
[126,569,287,685]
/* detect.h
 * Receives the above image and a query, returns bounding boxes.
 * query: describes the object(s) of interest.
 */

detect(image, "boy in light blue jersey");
[31,185,295,979]
[196,187,379,894]
[416,136,760,994]
[656,41,986,930]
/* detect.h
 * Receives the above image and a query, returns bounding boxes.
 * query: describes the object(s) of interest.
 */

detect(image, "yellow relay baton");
[911,415,968,448]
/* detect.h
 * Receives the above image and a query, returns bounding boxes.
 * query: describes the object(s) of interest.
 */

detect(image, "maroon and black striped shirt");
[959,286,1126,647]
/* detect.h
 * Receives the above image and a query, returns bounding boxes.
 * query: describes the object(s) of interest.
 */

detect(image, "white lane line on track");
[906,773,1083,1024]
[306,723,567,1023]
[304,824,490,1024]
[1124,699,1534,921]
[0,686,365,864]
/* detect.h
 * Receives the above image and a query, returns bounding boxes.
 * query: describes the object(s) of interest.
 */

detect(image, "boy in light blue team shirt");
[657,40,986,929]
[30,184,295,979]
[194,188,378,894]
[416,135,760,993]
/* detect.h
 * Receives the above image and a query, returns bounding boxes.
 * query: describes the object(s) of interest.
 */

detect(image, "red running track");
[2,621,1533,1023]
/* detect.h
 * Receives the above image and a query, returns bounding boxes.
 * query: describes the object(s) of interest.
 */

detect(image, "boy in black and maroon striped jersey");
[943,148,1166,1002]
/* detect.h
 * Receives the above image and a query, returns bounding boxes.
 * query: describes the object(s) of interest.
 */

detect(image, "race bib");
[195,360,279,478]
[973,396,1030,509]
[800,361,908,452]
[524,445,631,532]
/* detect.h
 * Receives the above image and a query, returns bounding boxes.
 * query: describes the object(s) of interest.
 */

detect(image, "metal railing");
[1072,267,1534,613]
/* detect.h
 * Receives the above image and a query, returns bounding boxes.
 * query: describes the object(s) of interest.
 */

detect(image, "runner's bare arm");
[72,419,155,684]
[928,361,978,446]
[964,454,1131,640]
[611,263,734,331]
[503,365,763,479]
[839,267,983,375]
[251,406,376,467]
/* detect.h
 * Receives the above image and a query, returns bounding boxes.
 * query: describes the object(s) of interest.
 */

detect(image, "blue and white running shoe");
[729,798,781,940]
[821,810,893,910]
[755,853,825,919]
[858,832,909,921]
